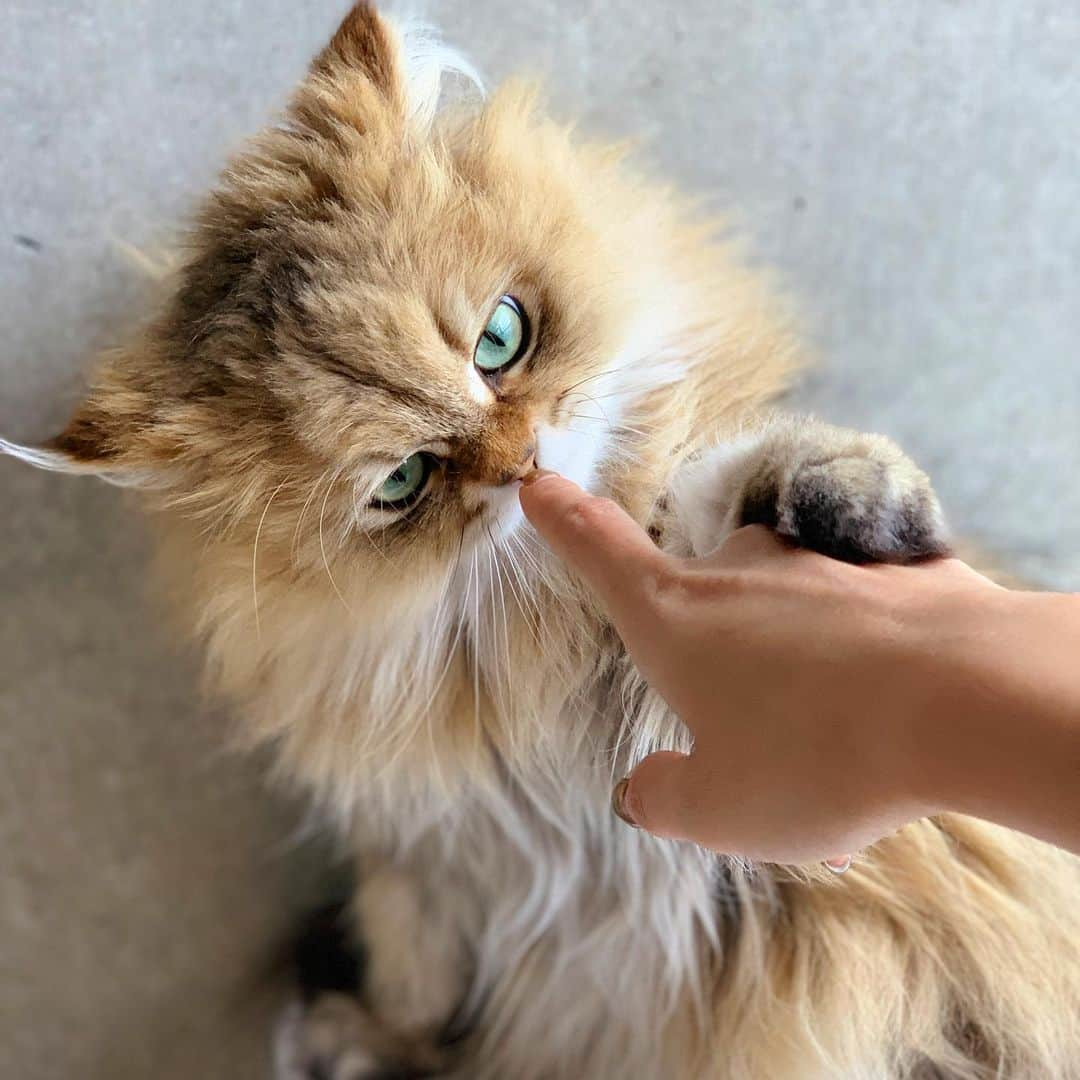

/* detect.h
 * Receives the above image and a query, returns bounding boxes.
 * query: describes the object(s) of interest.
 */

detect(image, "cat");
[5,4,1078,1077]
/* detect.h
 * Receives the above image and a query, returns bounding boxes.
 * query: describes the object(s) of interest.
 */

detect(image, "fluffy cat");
[6,5,1079,1077]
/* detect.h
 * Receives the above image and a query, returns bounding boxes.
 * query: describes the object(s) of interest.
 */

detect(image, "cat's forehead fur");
[171,15,640,474]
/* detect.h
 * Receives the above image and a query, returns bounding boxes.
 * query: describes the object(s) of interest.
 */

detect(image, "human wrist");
[881,581,1015,821]
[902,586,1079,848]
[959,591,1079,848]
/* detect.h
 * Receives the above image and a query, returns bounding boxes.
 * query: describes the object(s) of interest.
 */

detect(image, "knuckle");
[723,523,780,556]
[564,495,619,537]
[644,560,688,610]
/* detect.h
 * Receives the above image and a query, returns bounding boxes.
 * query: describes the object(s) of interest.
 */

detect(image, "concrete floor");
[1,3,1077,1077]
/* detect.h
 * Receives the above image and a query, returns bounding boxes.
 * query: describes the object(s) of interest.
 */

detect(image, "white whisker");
[252,477,289,642]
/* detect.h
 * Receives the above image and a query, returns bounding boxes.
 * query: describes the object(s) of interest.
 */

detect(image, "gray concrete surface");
[1,3,1077,1077]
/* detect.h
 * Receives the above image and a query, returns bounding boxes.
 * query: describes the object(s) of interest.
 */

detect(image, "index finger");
[518,471,670,626]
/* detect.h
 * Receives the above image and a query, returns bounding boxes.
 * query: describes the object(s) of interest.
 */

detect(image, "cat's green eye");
[474,296,529,374]
[372,452,434,510]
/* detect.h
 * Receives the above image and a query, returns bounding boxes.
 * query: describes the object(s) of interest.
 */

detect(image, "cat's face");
[227,89,642,559]
[5,4,687,597]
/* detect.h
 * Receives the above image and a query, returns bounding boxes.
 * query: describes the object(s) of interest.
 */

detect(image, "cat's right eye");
[370,452,436,511]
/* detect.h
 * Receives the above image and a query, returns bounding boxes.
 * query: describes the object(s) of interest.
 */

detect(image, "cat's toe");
[274,994,440,1080]
[739,432,950,564]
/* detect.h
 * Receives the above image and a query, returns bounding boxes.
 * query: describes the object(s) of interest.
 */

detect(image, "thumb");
[613,750,703,842]
[518,470,669,626]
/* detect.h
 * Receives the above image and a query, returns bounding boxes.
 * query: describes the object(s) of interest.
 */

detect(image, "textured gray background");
[2,2,1078,1077]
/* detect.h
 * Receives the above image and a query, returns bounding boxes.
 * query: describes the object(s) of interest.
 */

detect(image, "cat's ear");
[2,411,148,487]
[2,363,167,488]
[310,2,482,136]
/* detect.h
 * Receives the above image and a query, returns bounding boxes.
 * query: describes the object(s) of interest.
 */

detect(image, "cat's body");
[5,5,1078,1077]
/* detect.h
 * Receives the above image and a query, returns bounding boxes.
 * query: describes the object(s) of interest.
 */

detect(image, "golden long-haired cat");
[6,5,1079,1077]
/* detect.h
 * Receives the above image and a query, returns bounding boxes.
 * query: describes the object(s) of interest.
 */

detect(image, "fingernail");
[520,468,558,488]
[825,855,853,875]
[611,778,641,829]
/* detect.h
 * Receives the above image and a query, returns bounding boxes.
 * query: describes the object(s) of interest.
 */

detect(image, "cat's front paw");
[274,994,445,1080]
[736,422,950,564]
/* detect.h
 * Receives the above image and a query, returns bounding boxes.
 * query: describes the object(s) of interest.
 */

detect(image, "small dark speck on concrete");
[792,196,807,212]
[649,74,664,89]
[14,234,43,252]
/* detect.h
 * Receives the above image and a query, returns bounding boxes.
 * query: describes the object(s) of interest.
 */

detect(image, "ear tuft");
[391,16,484,134]
[0,437,83,474]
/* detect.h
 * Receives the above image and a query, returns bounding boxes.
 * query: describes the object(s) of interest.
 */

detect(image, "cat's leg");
[354,860,472,1042]
[275,862,470,1080]
[668,416,950,563]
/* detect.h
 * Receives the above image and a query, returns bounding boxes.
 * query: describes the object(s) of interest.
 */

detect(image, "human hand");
[518,470,1023,865]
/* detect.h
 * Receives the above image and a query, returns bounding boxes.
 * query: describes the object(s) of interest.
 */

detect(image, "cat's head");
[4,3,695,602]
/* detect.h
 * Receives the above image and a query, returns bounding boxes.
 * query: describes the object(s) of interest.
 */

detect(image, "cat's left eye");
[474,296,529,374]
[371,452,435,510]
